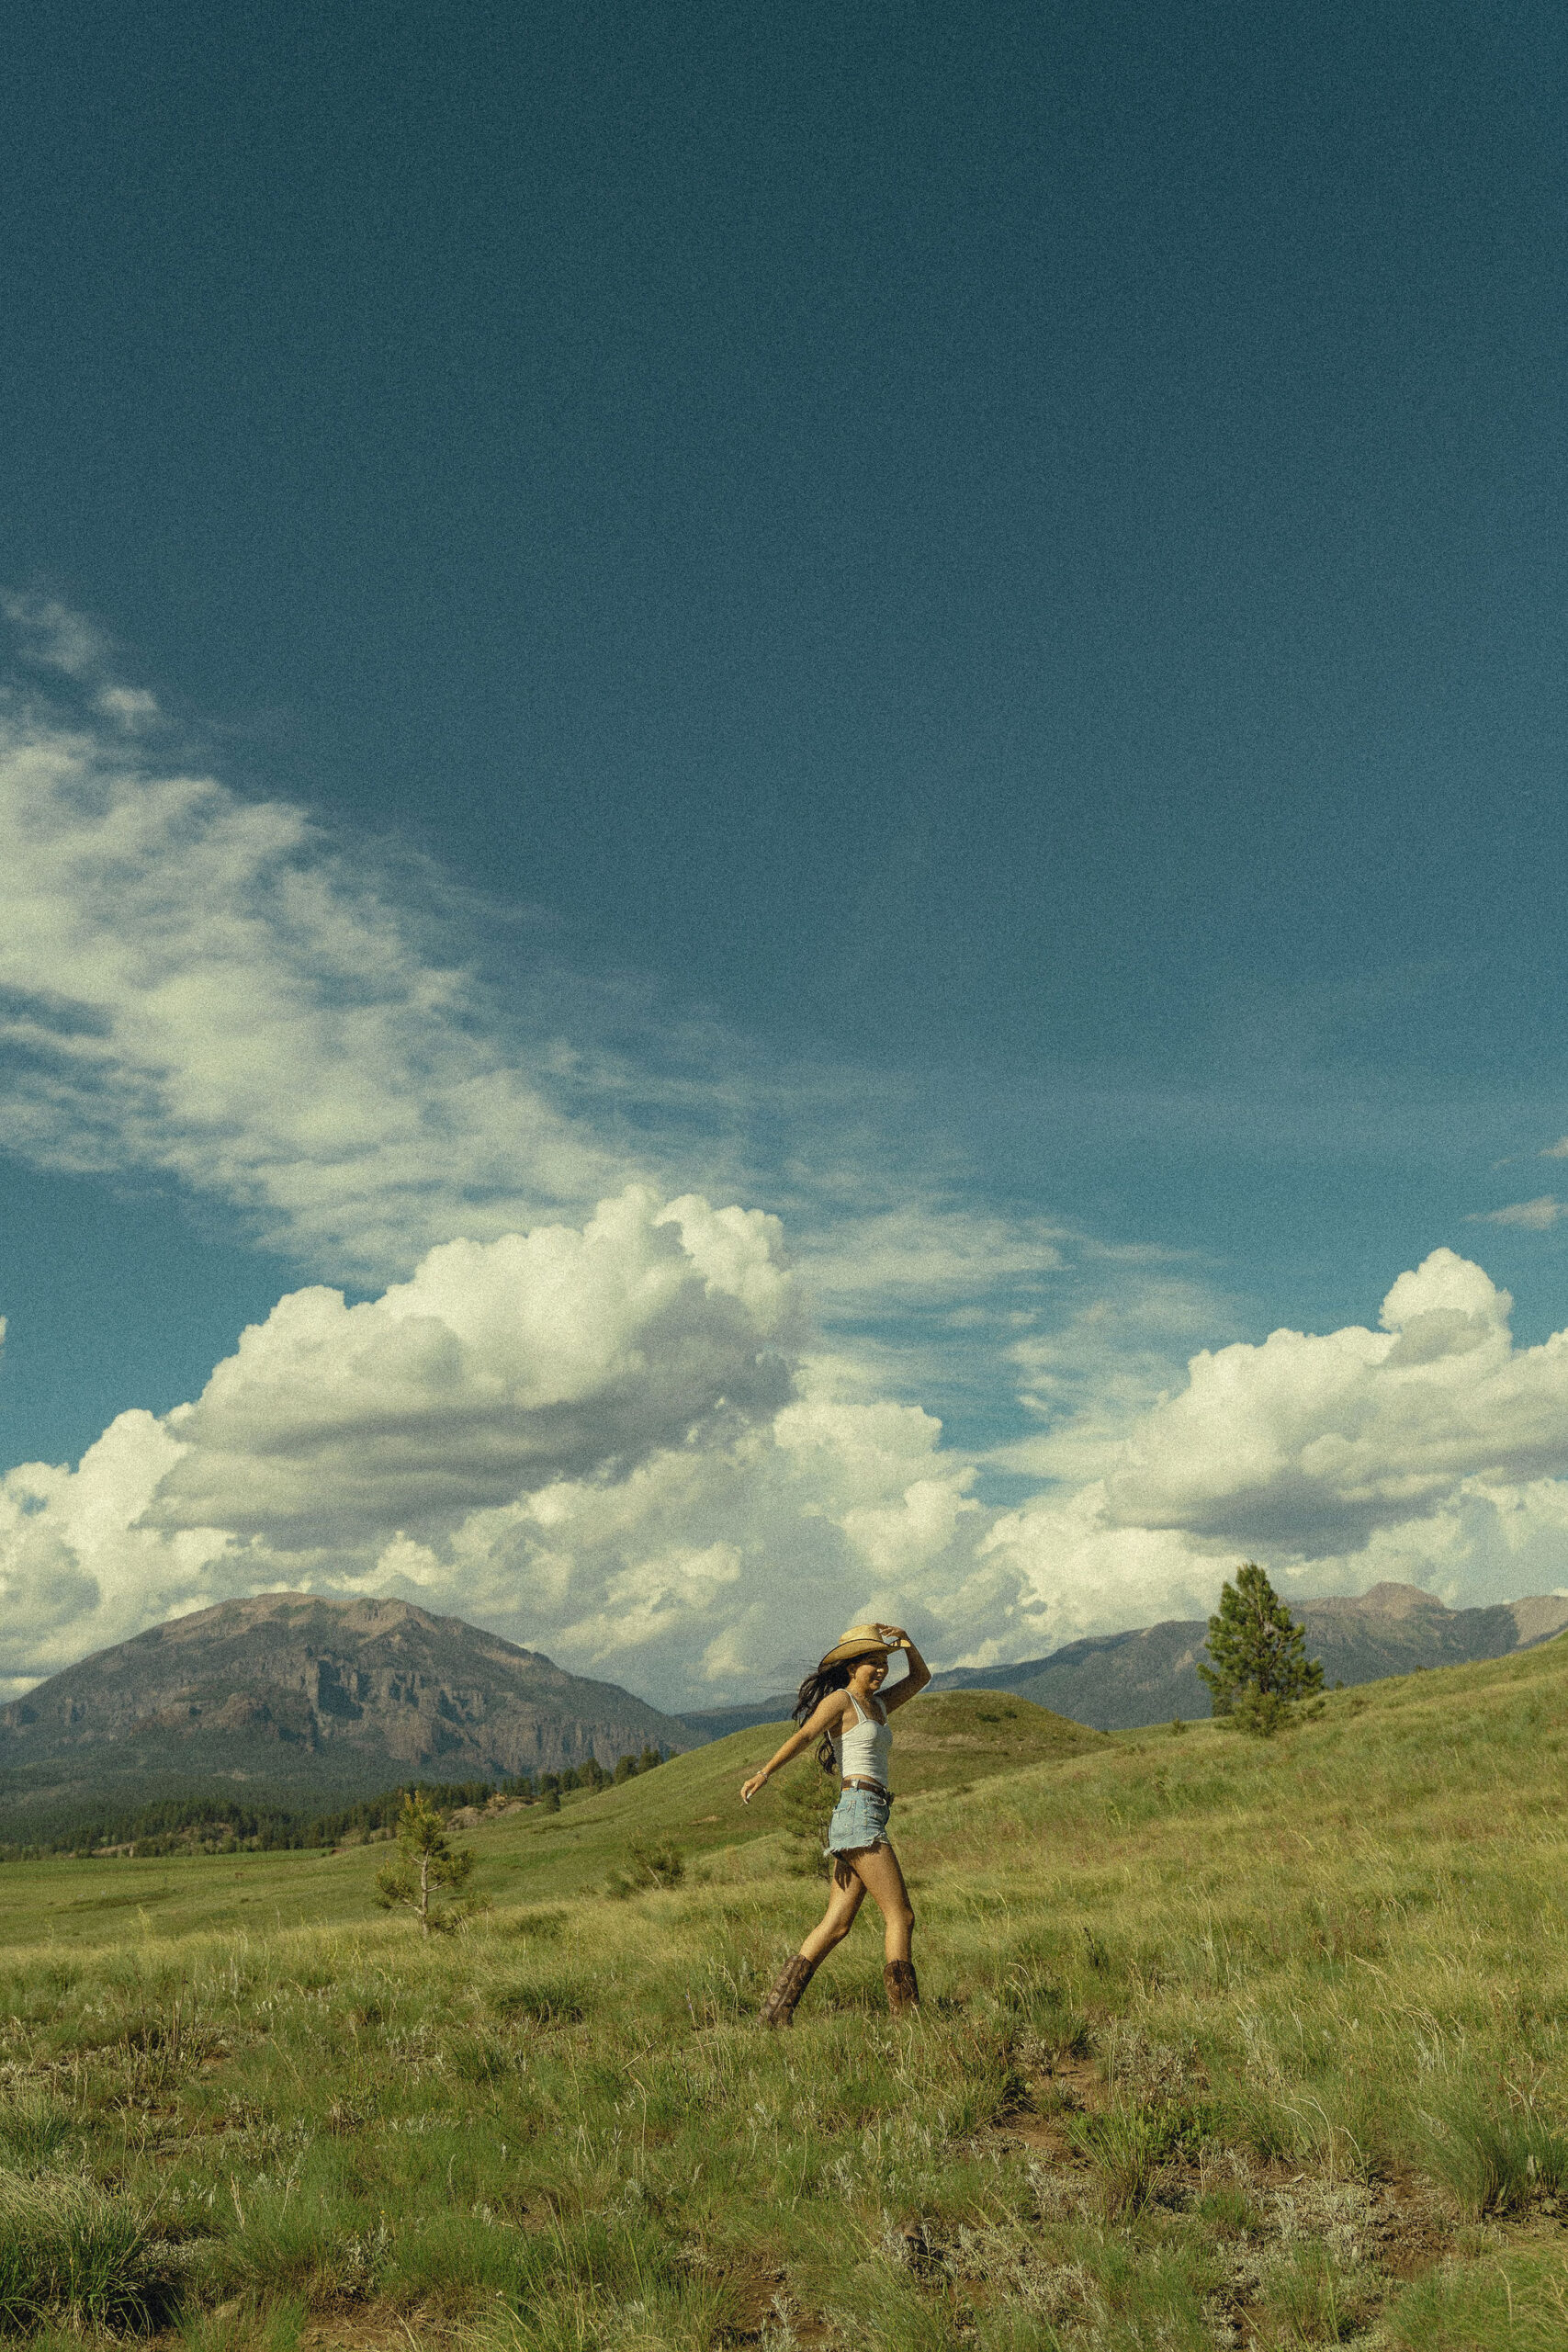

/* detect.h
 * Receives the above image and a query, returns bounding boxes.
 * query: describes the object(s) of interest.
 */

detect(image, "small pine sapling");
[374,1791,474,1934]
[779,1756,839,1877]
[1198,1563,1325,1736]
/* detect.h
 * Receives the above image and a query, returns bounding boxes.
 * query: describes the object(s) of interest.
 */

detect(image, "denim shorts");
[825,1783,893,1856]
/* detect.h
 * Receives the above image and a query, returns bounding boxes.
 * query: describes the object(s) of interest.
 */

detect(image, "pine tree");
[373,1792,474,1934]
[1198,1563,1325,1737]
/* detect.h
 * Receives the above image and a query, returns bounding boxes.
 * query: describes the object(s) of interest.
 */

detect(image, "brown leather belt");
[841,1777,892,1799]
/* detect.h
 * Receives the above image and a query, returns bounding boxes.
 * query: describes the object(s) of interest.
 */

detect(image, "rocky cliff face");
[930,1582,1568,1730]
[0,1594,689,1797]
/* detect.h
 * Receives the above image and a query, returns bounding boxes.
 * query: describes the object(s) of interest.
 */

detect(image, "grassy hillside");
[0,1694,1096,1943]
[4,1655,1568,2345]
[882,1688,1106,1790]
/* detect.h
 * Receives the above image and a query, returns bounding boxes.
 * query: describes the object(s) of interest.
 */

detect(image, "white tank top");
[829,1691,892,1787]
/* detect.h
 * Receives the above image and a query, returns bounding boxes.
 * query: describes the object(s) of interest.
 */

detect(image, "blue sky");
[3,3,1568,1705]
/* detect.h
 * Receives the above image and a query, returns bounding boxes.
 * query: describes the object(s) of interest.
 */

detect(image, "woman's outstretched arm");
[879,1628,932,1713]
[739,1693,843,1804]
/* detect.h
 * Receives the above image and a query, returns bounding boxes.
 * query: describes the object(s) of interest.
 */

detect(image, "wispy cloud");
[0,618,1124,1324]
[987,1271,1241,1485]
[793,1203,1068,1306]
[1469,1196,1567,1230]
[2,593,112,680]
[0,692,650,1276]
[2,592,162,727]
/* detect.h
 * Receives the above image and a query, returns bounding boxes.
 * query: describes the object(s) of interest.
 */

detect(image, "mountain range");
[0,1593,690,1826]
[681,1582,1568,1736]
[6,1580,1565,1839]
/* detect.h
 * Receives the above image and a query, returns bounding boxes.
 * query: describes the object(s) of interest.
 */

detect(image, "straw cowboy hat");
[818,1622,902,1670]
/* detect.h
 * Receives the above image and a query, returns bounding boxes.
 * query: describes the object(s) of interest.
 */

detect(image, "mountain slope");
[0,1593,690,1819]
[677,1696,797,1740]
[930,1580,1568,1728]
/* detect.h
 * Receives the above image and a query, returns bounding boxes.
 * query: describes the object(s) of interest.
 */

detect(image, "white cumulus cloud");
[0,1191,998,1707]
[148,1187,798,1546]
[8,1236,1568,1707]
[981,1248,1568,1644]
[1098,1250,1563,1552]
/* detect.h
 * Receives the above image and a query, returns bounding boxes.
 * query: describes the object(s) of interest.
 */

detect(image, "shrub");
[1252,2243,1366,2346]
[1067,2098,1199,2217]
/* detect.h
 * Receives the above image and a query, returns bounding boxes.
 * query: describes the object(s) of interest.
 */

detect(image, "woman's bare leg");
[844,1842,915,1965]
[798,1865,865,1964]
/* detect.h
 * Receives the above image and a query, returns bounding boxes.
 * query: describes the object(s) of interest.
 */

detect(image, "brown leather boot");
[760,1953,818,2028]
[884,1958,919,2016]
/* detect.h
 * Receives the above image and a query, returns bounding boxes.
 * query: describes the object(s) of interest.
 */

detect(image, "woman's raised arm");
[879,1628,931,1713]
[740,1692,844,1805]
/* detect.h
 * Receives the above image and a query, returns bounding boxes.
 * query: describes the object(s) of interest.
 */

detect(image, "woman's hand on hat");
[875,1622,908,1646]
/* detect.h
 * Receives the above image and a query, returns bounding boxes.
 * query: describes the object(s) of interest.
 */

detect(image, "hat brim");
[818,1636,891,1670]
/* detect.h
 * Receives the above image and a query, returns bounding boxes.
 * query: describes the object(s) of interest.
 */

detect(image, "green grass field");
[4,1663,1568,2346]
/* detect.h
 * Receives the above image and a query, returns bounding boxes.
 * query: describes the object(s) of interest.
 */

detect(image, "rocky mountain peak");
[0,1594,690,1804]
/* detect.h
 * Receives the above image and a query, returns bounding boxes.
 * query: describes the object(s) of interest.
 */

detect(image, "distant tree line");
[0,1744,668,1861]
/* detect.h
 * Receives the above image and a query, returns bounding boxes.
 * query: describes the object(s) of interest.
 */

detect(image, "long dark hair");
[794,1661,852,1774]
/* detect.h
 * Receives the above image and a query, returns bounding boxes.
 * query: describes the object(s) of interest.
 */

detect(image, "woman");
[740,1621,931,2025]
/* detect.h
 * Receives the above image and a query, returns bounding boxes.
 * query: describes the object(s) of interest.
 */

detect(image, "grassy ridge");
[3,1657,1568,2345]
